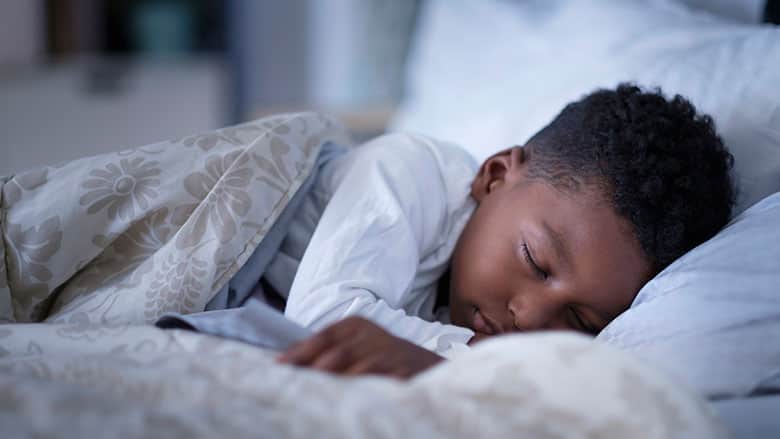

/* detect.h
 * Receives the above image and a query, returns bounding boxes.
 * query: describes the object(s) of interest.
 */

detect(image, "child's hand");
[277,317,444,379]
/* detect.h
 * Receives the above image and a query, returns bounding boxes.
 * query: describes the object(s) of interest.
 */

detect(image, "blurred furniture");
[0,57,225,175]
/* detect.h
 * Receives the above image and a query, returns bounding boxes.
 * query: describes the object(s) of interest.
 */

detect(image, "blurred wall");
[228,0,310,119]
[229,0,418,117]
[306,0,418,109]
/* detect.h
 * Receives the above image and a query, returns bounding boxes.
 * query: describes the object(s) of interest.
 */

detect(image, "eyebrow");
[540,220,571,272]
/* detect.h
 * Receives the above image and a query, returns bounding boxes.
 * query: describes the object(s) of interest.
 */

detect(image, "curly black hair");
[525,83,735,272]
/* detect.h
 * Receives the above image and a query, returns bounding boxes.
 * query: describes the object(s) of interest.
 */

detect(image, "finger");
[309,345,356,373]
[344,356,393,378]
[348,360,411,379]
[278,318,370,364]
[277,333,334,366]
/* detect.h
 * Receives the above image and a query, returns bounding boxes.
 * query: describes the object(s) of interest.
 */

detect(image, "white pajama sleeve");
[284,134,474,355]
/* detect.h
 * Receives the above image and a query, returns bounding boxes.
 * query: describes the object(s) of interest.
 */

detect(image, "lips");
[472,308,499,335]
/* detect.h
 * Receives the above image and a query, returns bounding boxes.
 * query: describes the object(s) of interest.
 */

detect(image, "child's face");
[449,147,653,337]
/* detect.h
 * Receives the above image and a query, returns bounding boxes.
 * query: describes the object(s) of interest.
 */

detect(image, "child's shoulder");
[352,132,479,177]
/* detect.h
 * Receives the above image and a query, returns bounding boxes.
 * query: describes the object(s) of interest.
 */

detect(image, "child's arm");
[284,134,476,355]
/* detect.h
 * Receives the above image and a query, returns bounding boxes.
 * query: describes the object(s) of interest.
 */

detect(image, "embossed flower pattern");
[179,123,264,151]
[1,113,331,327]
[79,157,161,220]
[145,253,208,319]
[176,150,253,248]
[4,216,63,321]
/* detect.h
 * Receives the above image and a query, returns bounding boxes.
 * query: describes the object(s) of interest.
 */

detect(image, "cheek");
[450,213,513,303]
[452,247,505,304]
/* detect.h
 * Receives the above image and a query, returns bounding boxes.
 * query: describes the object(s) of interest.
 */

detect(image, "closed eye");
[521,243,548,280]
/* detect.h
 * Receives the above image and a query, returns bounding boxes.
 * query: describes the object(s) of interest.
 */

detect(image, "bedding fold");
[0,112,351,325]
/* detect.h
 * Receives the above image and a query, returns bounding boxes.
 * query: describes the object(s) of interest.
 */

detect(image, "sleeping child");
[158,83,735,378]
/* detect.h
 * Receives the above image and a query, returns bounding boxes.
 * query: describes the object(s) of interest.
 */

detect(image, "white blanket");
[0,323,726,438]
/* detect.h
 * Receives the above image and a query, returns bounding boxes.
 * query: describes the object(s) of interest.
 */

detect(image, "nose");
[508,293,569,332]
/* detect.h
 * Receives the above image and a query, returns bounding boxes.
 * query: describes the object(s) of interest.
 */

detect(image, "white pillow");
[675,0,767,23]
[597,191,780,399]
[391,0,780,214]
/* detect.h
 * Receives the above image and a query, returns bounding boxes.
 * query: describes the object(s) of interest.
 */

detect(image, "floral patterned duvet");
[0,112,348,325]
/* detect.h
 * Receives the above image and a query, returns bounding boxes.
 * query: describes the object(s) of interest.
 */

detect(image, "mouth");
[472,307,500,335]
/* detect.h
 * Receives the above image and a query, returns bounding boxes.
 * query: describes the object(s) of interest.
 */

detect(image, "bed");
[0,112,726,438]
[2,1,779,437]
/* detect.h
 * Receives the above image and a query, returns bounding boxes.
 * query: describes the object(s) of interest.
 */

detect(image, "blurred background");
[0,0,419,175]
[1,0,776,176]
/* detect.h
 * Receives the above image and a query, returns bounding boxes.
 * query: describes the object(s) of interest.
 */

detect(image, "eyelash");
[521,243,548,280]
[519,243,599,335]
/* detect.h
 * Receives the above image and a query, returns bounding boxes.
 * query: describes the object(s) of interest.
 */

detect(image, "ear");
[471,146,527,202]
